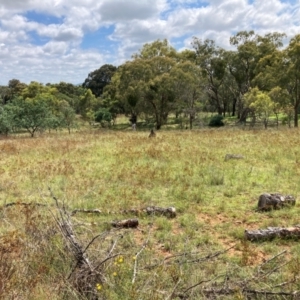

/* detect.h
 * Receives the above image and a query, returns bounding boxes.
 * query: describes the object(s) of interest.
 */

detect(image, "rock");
[257,193,296,211]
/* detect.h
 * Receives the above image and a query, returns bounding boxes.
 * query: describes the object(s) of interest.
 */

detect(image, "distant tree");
[0,105,15,135]
[268,87,293,127]
[58,100,77,134]
[0,86,10,104]
[8,97,54,137]
[6,79,27,102]
[79,89,100,120]
[228,31,285,119]
[192,38,227,115]
[82,64,117,97]
[283,34,300,127]
[244,88,275,128]
[53,82,86,112]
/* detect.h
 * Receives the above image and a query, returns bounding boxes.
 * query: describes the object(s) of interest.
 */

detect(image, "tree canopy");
[2,31,300,135]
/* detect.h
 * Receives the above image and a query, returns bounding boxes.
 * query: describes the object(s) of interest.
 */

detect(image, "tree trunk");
[189,115,193,130]
[232,98,237,116]
[294,105,298,127]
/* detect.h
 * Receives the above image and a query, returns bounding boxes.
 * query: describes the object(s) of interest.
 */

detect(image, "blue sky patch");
[81,25,117,51]
[24,10,63,25]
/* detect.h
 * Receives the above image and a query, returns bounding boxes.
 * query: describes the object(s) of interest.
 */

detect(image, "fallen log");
[111,218,139,228]
[245,226,300,241]
[145,206,176,218]
[257,193,296,211]
[224,154,244,161]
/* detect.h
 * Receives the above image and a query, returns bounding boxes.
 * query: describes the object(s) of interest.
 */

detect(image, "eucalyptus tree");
[169,61,204,129]
[283,34,300,127]
[244,87,275,129]
[108,39,208,129]
[0,104,15,135]
[268,87,292,127]
[192,38,227,115]
[107,40,181,129]
[228,31,285,120]
[253,33,300,127]
[7,97,54,137]
[82,64,117,97]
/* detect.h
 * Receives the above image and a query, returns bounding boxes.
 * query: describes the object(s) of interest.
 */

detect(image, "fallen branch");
[71,209,101,215]
[200,288,299,298]
[257,250,287,275]
[245,226,300,241]
[48,188,102,299]
[132,224,152,284]
[70,206,177,218]
[143,246,235,270]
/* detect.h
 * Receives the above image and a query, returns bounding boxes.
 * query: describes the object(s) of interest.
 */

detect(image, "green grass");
[1,126,300,299]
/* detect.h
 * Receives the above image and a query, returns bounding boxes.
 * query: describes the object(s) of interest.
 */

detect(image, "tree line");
[1,30,300,135]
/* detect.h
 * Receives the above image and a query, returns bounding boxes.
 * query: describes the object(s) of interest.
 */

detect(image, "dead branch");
[70,206,177,218]
[132,224,152,284]
[143,246,235,271]
[71,209,101,215]
[48,188,102,299]
[257,250,287,275]
[166,279,181,300]
[175,245,235,265]
[200,288,299,298]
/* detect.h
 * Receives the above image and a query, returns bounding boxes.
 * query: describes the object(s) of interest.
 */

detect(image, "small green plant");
[208,114,224,127]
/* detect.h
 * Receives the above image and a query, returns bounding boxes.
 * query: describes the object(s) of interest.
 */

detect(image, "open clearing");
[1,127,300,299]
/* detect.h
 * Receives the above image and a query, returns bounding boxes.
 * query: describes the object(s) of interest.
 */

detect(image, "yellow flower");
[118,257,124,263]
[133,256,137,261]
[113,272,117,276]
[96,283,102,291]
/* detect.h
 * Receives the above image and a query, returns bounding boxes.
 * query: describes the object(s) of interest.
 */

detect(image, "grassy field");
[1,126,300,299]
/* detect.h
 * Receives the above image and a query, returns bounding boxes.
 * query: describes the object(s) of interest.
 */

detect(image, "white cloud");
[99,0,167,22]
[0,0,299,85]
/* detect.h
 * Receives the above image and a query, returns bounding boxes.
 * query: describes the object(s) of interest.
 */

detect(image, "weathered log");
[257,193,296,211]
[145,206,176,218]
[224,154,244,161]
[111,218,139,228]
[245,226,300,241]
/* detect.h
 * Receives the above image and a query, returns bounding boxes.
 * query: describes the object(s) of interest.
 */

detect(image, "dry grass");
[1,127,300,299]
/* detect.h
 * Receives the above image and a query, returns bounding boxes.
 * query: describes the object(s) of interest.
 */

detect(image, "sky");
[0,0,299,85]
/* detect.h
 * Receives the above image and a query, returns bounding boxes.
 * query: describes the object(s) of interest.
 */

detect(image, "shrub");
[94,108,112,126]
[208,114,224,127]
